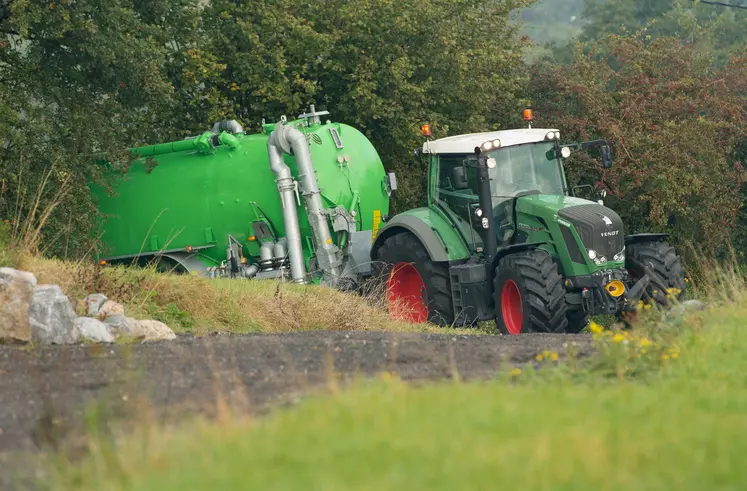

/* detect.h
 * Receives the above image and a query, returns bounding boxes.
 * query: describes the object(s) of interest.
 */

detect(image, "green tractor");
[371,115,687,334]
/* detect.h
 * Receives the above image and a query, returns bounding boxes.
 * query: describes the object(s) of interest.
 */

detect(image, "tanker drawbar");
[90,106,395,287]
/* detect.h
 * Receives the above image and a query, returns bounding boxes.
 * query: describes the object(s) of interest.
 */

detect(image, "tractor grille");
[557,204,624,259]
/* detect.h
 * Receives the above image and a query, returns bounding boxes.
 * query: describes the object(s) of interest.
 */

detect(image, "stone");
[74,317,115,343]
[103,314,139,337]
[0,268,37,342]
[97,300,125,320]
[663,299,707,325]
[132,319,176,341]
[28,285,80,345]
[83,293,109,317]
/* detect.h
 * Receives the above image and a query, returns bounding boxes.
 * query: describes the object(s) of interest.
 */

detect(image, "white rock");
[103,315,139,337]
[663,299,707,325]
[133,319,176,341]
[104,315,176,342]
[83,293,108,317]
[29,285,80,345]
[0,268,37,342]
[98,300,125,320]
[74,317,115,343]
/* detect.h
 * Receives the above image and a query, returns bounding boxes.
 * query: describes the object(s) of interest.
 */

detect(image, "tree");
[529,34,747,254]
[0,0,201,257]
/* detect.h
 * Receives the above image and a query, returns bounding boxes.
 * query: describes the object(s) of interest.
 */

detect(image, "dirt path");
[0,330,593,489]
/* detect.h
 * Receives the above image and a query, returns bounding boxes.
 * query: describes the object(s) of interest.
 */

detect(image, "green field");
[44,289,747,491]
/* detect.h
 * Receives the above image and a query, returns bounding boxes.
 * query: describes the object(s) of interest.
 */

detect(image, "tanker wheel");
[372,231,455,326]
[493,249,569,335]
[626,240,687,310]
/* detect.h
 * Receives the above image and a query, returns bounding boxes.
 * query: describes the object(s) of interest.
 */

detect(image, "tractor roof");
[422,128,560,155]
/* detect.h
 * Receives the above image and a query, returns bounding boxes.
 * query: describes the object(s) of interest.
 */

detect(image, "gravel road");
[0,330,593,489]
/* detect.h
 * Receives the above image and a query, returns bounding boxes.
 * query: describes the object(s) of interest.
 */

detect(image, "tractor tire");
[372,231,455,326]
[493,249,569,335]
[626,240,687,308]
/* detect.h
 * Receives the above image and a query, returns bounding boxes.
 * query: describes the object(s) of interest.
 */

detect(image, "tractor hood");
[516,194,625,262]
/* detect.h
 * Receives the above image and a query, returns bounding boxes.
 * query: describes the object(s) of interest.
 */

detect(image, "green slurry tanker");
[91,106,687,334]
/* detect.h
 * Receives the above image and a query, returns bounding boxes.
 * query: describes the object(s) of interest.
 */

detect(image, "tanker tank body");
[89,107,394,287]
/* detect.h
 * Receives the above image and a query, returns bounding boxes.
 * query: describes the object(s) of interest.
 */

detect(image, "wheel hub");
[386,263,428,323]
[501,279,523,335]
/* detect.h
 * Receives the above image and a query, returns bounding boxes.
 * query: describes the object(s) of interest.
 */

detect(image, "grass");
[35,263,747,491]
[41,295,747,491]
[12,253,488,335]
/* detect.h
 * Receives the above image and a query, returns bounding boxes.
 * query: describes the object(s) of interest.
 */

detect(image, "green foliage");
[0,0,204,259]
[529,34,747,253]
[186,0,533,211]
[0,217,13,267]
[1,0,534,254]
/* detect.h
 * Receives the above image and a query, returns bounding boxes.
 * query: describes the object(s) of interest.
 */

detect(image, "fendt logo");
[601,230,619,237]
[601,215,613,226]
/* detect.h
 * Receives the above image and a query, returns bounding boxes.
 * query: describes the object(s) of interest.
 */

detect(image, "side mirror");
[452,166,469,190]
[601,144,612,169]
[597,188,607,205]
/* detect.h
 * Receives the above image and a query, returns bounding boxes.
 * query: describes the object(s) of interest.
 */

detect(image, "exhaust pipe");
[267,132,307,283]
[267,120,343,285]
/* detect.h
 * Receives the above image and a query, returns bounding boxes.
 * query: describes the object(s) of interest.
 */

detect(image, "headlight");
[545,131,557,140]
[475,207,483,217]
[588,249,597,260]
[614,252,625,262]
[560,146,571,158]
[481,217,489,229]
[492,139,501,148]
[554,131,560,139]
[486,157,496,169]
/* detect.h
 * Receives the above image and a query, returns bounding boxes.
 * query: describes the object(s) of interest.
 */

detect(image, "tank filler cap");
[298,104,329,125]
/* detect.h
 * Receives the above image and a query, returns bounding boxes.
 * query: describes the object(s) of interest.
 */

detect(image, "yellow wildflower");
[671,352,679,359]
[536,353,544,362]
[612,333,625,343]
[588,321,604,334]
[510,368,521,377]
[639,338,652,347]
[550,352,559,362]
[662,353,670,361]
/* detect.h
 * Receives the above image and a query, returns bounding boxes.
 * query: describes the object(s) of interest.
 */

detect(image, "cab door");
[434,155,484,253]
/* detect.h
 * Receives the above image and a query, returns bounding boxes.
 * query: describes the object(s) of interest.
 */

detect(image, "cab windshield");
[486,142,565,197]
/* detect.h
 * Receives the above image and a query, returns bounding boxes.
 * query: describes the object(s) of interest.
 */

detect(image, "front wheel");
[626,241,687,308]
[371,231,455,326]
[494,249,569,335]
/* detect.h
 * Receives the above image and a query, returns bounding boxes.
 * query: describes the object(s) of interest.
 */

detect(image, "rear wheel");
[626,241,686,308]
[494,249,569,334]
[372,232,455,326]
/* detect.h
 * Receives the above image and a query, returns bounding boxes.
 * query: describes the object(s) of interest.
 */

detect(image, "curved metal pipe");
[212,119,244,135]
[272,123,343,284]
[267,132,306,283]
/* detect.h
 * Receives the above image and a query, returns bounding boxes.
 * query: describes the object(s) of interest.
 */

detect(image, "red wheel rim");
[501,280,523,335]
[386,262,428,323]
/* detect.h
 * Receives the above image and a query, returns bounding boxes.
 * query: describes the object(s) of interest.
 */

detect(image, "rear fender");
[372,215,454,262]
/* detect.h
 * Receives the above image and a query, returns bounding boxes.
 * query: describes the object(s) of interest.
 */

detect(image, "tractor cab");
[423,127,577,253]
